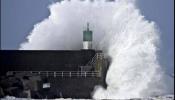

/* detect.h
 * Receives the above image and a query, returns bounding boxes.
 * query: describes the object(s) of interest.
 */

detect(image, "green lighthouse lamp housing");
[83,23,93,41]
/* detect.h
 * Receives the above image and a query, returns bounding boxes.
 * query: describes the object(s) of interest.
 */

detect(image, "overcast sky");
[1,0,174,74]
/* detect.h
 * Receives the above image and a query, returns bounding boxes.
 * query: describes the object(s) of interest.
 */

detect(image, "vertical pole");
[87,22,89,30]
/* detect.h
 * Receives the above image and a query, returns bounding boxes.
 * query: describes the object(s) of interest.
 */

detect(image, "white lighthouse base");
[83,41,92,49]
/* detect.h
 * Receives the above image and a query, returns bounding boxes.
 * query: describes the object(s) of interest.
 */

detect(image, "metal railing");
[7,71,101,78]
[86,53,103,66]
[86,54,97,66]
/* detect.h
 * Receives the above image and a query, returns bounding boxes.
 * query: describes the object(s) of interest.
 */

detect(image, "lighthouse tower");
[83,23,93,49]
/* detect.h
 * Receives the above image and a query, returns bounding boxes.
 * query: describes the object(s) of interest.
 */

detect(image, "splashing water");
[20,0,172,99]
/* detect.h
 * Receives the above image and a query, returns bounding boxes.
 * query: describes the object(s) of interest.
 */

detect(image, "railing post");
[69,72,71,77]
[77,71,79,77]
[54,72,56,77]
[84,72,86,78]
[46,71,48,77]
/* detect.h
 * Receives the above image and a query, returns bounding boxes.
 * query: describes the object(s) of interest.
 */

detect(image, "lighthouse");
[83,23,93,49]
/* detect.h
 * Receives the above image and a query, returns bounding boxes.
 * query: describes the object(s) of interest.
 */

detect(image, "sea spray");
[93,1,164,98]
[20,0,172,99]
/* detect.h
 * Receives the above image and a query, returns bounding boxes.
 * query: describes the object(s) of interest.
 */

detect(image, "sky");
[1,0,174,74]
